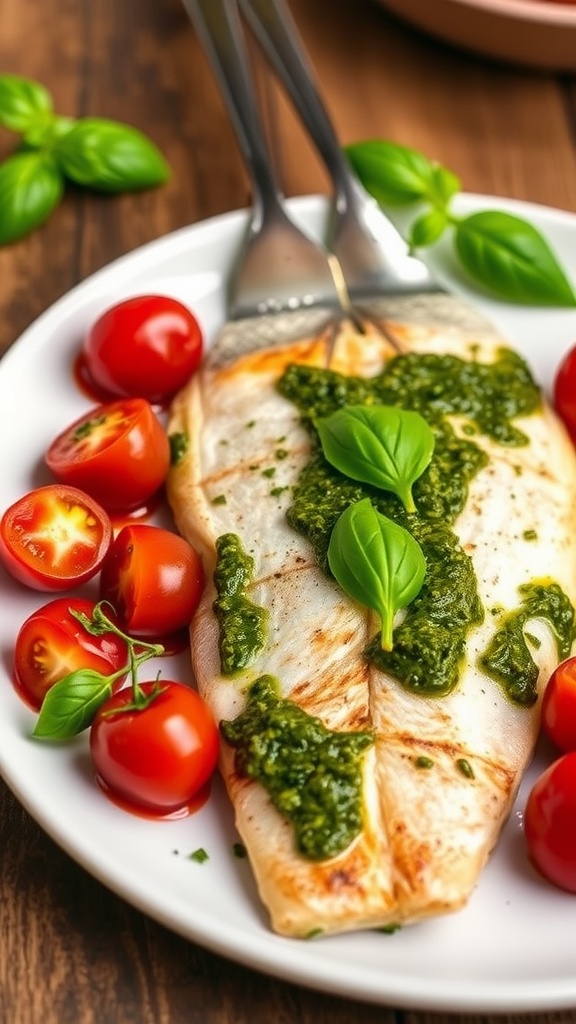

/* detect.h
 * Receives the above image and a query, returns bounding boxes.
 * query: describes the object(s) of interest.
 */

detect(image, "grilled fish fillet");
[167,296,576,937]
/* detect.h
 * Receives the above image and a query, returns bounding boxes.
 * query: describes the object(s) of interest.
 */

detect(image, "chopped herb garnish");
[211,494,227,505]
[232,842,247,858]
[414,755,434,769]
[275,448,288,460]
[168,431,189,466]
[525,631,542,650]
[262,467,276,478]
[189,847,209,863]
[456,758,475,779]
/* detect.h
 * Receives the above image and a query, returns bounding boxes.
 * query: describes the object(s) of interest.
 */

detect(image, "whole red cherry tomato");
[83,295,203,405]
[541,657,576,752]
[554,344,576,445]
[45,397,170,512]
[0,484,111,591]
[13,597,128,709]
[99,523,204,638]
[90,680,219,815]
[524,752,576,893]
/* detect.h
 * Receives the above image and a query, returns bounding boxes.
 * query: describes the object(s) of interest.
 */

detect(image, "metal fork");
[182,0,346,320]
[238,0,438,300]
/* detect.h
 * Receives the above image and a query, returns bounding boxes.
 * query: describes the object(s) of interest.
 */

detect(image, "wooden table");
[2,1,576,1022]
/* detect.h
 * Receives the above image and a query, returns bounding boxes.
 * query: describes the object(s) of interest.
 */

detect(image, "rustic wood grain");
[1,1,576,1022]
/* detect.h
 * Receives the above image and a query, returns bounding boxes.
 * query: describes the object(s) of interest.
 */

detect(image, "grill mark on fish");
[199,441,310,491]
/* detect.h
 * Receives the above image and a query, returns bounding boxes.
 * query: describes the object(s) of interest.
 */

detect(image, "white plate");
[1,195,576,1014]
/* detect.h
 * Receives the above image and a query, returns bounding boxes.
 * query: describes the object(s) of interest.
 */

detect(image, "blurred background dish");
[374,0,576,71]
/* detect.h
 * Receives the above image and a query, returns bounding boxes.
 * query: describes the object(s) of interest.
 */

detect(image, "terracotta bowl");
[375,0,576,71]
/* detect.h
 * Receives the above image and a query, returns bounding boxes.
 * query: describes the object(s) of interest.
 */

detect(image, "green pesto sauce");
[213,533,268,675]
[277,349,558,701]
[480,581,575,706]
[221,675,374,860]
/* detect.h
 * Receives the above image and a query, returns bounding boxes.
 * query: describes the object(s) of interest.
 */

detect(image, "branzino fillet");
[167,294,576,937]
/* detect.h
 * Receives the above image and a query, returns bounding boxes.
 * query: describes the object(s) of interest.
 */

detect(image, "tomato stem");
[72,600,165,705]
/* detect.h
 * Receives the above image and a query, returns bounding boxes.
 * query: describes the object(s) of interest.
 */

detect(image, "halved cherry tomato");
[541,657,576,752]
[13,597,128,709]
[90,680,219,815]
[0,484,111,591]
[99,523,204,638]
[524,752,576,893]
[83,295,203,405]
[45,397,170,512]
[554,344,576,445]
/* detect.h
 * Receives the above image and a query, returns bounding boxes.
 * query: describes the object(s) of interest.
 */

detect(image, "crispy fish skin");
[167,315,576,937]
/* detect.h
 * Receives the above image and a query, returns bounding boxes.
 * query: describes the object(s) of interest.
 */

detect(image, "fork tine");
[181,0,345,319]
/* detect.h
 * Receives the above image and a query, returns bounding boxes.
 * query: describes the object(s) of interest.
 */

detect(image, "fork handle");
[182,0,282,223]
[238,0,353,209]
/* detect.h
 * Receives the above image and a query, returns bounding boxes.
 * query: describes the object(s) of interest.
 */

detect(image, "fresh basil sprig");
[316,405,434,514]
[346,139,576,307]
[32,602,165,741]
[328,498,426,651]
[0,74,170,244]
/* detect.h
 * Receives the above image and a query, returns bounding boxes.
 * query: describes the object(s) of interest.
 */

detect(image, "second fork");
[182,0,345,320]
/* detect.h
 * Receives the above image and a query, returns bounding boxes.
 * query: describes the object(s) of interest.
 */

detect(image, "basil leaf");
[23,114,75,148]
[409,208,448,250]
[54,118,170,192]
[428,164,460,208]
[344,139,453,206]
[0,75,52,132]
[454,211,576,307]
[33,669,113,741]
[316,405,435,513]
[0,152,63,244]
[328,498,426,651]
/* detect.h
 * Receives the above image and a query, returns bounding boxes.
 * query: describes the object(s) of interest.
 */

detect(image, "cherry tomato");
[541,657,576,752]
[524,752,576,893]
[45,397,170,512]
[83,295,203,405]
[554,344,576,445]
[99,523,204,638]
[13,597,128,709]
[90,680,219,814]
[0,484,111,591]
